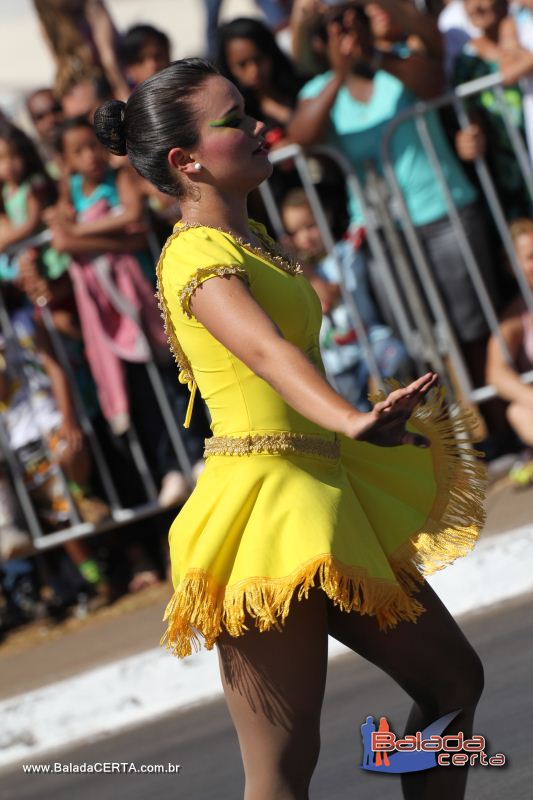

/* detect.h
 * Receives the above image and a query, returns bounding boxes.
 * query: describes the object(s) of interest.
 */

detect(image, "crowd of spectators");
[1,0,533,638]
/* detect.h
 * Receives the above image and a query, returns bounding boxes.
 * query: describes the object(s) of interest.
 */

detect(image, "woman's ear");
[167,147,197,175]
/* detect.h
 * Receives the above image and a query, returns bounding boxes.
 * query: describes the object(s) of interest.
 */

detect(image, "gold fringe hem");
[386,384,487,592]
[160,386,487,659]
[160,556,427,659]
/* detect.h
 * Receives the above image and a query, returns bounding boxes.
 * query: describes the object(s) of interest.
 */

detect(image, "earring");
[193,162,202,171]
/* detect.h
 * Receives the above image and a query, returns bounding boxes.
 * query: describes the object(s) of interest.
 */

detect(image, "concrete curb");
[1,524,533,771]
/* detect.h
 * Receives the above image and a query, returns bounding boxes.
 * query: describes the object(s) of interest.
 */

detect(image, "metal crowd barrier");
[260,143,456,397]
[0,227,198,555]
[261,72,533,409]
[380,71,533,404]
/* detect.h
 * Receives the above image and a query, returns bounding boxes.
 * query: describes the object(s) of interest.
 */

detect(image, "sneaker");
[508,457,533,489]
[158,471,190,507]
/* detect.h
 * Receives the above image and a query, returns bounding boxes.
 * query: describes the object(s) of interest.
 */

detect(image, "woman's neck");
[180,191,254,240]
[344,73,374,103]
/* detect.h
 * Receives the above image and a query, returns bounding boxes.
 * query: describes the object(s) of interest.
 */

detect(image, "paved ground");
[1,592,530,799]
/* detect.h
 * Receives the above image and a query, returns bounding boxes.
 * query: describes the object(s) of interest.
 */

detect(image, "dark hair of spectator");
[0,121,49,183]
[281,187,311,210]
[0,121,57,203]
[216,17,303,104]
[93,58,218,198]
[26,87,57,106]
[119,24,170,66]
[54,115,94,153]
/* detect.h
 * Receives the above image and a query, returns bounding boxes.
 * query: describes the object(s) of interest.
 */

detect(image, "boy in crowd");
[281,188,412,410]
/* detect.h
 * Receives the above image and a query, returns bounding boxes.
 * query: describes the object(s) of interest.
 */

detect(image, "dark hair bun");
[93,100,127,156]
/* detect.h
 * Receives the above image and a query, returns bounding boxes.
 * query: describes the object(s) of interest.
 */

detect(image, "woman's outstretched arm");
[188,273,436,445]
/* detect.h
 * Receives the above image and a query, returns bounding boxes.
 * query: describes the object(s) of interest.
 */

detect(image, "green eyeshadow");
[209,115,238,128]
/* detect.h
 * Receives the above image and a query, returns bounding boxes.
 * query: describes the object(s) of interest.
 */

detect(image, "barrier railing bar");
[125,422,158,502]
[379,147,475,400]
[0,291,82,529]
[383,73,504,146]
[39,304,122,512]
[414,114,512,363]
[143,359,195,485]
[380,72,533,406]
[309,145,423,362]
[258,180,287,241]
[31,500,165,551]
[363,162,450,377]
[292,150,384,389]
[453,98,533,323]
[0,413,45,543]
[90,254,195,486]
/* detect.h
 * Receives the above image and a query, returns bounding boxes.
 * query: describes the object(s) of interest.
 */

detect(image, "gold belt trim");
[203,432,341,460]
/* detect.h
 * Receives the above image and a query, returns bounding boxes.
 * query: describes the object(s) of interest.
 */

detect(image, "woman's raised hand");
[326,12,361,78]
[344,372,439,447]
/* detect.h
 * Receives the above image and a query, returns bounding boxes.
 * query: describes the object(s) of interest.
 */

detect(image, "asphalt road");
[2,594,531,800]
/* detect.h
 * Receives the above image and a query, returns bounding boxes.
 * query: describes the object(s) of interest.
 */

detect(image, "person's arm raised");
[486,309,533,406]
[188,273,437,445]
[288,21,353,146]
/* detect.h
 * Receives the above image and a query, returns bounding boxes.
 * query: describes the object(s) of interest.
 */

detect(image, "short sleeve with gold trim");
[158,225,251,324]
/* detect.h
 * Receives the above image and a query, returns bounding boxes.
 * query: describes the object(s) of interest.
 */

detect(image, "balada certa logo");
[360,710,506,773]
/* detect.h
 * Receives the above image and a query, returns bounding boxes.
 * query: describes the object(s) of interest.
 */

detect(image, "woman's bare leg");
[215,587,329,800]
[326,580,484,800]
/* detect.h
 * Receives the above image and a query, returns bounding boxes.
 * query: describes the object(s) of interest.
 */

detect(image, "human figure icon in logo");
[361,715,376,766]
[375,716,391,767]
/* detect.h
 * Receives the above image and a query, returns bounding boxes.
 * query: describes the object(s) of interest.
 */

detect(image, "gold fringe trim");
[203,431,341,459]
[155,230,196,388]
[173,219,304,277]
[385,384,487,591]
[179,265,251,319]
[160,385,487,659]
[160,554,427,659]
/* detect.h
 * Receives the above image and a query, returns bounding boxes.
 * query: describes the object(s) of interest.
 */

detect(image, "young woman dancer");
[94,59,486,800]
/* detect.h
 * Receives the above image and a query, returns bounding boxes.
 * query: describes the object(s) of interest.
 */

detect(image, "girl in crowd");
[288,3,498,396]
[0,122,68,284]
[94,58,485,800]
[217,16,304,152]
[51,117,208,506]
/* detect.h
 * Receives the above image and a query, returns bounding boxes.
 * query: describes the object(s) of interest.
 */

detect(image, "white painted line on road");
[1,524,532,770]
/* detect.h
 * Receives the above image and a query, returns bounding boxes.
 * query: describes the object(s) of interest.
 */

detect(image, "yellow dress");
[156,219,486,659]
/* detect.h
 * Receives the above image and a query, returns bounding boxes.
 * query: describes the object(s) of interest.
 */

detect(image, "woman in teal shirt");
[289,3,497,387]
